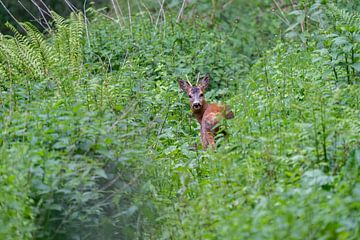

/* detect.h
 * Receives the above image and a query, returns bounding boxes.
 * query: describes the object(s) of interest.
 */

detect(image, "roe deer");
[178,74,234,149]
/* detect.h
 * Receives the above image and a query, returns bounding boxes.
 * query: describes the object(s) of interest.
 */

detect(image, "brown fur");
[178,74,234,149]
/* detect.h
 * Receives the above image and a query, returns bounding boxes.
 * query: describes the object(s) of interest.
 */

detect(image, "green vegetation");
[0,0,359,239]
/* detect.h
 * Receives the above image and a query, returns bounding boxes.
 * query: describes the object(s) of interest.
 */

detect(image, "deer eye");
[188,95,192,98]
[200,94,204,97]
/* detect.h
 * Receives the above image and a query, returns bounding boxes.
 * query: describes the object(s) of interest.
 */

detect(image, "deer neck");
[193,102,208,124]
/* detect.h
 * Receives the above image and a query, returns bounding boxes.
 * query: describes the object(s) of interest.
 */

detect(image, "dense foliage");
[0,0,359,239]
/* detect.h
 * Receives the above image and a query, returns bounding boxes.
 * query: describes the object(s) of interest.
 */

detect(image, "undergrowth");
[0,0,359,239]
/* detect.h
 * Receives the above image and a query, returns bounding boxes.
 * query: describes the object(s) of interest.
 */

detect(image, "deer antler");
[196,73,200,85]
[185,76,192,87]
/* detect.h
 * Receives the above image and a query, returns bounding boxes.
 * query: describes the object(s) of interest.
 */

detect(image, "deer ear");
[200,74,210,90]
[178,79,191,92]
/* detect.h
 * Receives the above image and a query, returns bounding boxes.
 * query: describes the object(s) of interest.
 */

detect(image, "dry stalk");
[177,0,188,22]
[0,0,26,32]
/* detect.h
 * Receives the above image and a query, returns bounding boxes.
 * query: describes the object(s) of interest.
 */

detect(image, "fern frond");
[2,23,44,78]
[328,4,360,33]
[51,12,66,27]
[0,12,86,94]
[51,11,85,76]
[21,22,52,74]
[69,12,85,70]
[5,22,28,44]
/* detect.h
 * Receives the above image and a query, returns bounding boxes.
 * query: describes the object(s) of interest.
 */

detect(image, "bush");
[0,1,359,239]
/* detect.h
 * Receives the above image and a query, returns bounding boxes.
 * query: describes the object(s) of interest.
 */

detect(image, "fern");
[69,12,85,69]
[328,4,360,34]
[0,25,42,79]
[21,22,52,74]
[0,12,85,102]
[52,12,84,75]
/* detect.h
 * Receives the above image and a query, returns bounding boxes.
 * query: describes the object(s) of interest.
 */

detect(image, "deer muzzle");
[192,102,201,110]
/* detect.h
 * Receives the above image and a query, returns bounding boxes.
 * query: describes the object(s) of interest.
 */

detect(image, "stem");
[312,109,320,164]
[345,53,351,84]
[110,0,124,27]
[127,0,133,36]
[177,0,187,22]
[330,56,338,82]
[18,0,47,30]
[332,130,338,174]
[272,0,290,25]
[0,0,26,32]
[211,0,216,24]
[333,67,338,82]
[351,47,355,77]
[27,78,31,103]
[320,102,328,164]
[264,60,272,131]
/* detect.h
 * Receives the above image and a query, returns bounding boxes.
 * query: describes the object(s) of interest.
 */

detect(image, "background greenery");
[0,0,359,239]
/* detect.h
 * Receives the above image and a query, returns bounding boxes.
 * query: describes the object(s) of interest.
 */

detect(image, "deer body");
[179,74,234,149]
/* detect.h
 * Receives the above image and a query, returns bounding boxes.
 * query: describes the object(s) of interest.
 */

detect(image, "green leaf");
[95,168,108,179]
[164,145,177,155]
[351,62,360,72]
[49,204,63,211]
[302,169,333,187]
[52,137,70,149]
[333,36,349,46]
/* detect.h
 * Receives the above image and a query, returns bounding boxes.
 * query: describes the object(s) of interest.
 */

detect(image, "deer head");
[178,74,210,112]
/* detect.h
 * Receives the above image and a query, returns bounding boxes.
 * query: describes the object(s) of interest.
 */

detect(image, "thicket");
[0,0,359,239]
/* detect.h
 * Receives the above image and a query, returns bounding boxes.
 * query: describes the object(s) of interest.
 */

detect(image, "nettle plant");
[311,3,360,84]
[283,1,359,84]
[317,5,360,84]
